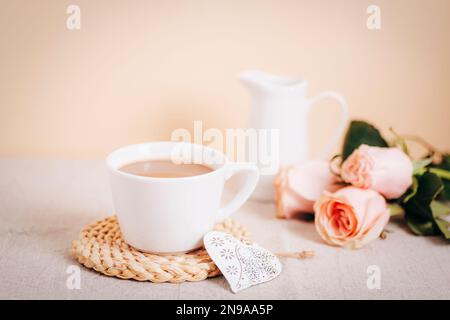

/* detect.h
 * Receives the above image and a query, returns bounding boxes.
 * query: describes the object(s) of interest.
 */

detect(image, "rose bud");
[274,160,339,219]
[314,187,390,249]
[341,144,413,199]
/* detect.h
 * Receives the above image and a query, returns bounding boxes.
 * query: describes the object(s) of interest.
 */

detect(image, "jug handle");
[307,91,349,159]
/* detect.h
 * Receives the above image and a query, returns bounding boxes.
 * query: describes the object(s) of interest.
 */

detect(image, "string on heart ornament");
[204,231,314,293]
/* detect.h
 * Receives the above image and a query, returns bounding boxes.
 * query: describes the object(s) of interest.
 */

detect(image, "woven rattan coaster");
[71,216,251,283]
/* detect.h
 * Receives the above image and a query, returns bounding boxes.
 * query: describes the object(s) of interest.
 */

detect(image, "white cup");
[106,141,259,253]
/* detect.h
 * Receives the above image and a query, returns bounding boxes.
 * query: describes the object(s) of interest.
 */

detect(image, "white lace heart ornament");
[204,231,282,293]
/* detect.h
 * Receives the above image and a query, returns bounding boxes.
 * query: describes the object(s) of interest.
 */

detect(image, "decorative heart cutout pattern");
[204,231,282,293]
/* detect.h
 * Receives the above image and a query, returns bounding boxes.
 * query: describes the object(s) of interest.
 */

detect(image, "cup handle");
[308,91,349,159]
[216,163,259,221]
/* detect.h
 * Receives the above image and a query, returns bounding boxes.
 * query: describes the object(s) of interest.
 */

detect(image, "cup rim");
[106,141,228,182]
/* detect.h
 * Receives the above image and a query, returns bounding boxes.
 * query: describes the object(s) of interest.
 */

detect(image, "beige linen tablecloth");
[0,158,449,299]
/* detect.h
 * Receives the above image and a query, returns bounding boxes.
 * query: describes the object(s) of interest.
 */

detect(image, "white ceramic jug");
[240,70,349,201]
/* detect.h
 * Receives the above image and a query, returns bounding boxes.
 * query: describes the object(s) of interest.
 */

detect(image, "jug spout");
[239,70,307,95]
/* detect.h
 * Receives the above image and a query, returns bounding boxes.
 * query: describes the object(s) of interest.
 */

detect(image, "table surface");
[0,158,449,300]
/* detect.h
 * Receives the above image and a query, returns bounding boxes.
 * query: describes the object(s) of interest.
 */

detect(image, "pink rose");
[314,187,390,249]
[341,144,413,199]
[274,160,339,218]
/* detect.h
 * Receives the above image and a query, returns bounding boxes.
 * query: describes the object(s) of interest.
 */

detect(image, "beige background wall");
[0,0,449,159]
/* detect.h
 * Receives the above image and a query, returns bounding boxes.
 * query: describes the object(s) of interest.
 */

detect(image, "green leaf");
[414,164,450,181]
[442,180,450,201]
[403,176,418,203]
[402,172,444,236]
[439,154,450,169]
[342,120,389,160]
[406,214,439,236]
[413,158,432,175]
[430,154,450,200]
[431,201,450,239]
